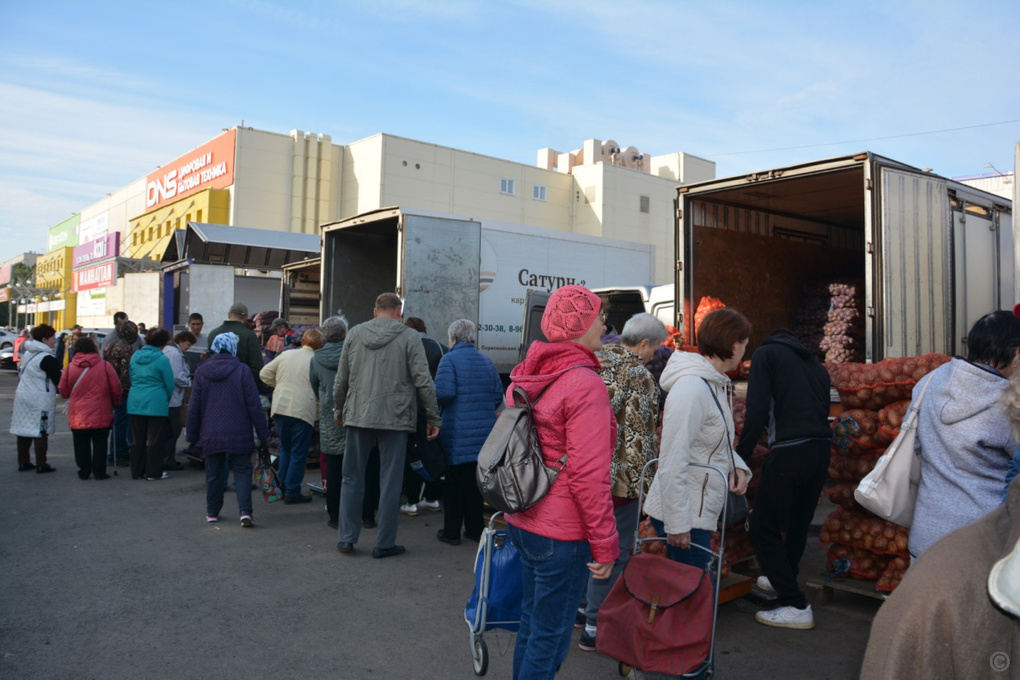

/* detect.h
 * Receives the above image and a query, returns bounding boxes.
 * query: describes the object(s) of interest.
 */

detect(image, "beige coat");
[260,346,318,426]
[644,351,751,535]
[860,477,1020,679]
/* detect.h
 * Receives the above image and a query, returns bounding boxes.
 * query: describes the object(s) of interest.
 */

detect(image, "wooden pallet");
[805,574,888,603]
[719,574,754,604]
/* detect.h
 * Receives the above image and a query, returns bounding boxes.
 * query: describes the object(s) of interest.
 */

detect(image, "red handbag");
[596,552,714,675]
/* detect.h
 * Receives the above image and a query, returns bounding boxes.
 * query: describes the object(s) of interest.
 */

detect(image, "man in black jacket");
[735,329,831,630]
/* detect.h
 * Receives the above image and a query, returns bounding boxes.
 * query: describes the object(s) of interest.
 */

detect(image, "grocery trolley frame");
[466,511,520,676]
[620,459,730,679]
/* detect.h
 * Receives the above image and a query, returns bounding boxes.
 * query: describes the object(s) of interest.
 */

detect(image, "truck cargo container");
[319,207,655,374]
[673,152,1014,361]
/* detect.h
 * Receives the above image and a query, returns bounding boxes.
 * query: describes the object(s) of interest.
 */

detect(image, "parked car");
[0,346,14,369]
[0,329,18,350]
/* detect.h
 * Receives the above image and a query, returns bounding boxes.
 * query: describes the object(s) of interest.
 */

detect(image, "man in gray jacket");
[334,293,441,558]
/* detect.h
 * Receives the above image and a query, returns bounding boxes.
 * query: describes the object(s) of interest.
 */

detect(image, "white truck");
[319,207,655,374]
[672,151,1014,361]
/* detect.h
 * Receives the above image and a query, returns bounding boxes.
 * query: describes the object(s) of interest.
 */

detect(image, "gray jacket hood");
[360,317,409,349]
[936,359,1007,425]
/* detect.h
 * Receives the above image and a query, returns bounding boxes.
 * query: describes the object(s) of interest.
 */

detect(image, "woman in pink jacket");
[58,336,123,480]
[505,285,619,680]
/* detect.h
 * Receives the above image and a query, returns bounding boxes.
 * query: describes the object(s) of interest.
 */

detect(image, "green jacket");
[207,320,265,390]
[333,316,441,433]
[309,340,346,455]
[126,345,174,416]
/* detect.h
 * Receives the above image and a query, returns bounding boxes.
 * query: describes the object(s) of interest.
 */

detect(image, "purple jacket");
[187,353,270,455]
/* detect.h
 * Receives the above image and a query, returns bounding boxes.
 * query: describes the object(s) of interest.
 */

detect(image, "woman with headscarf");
[58,335,122,480]
[188,332,270,526]
[309,315,349,529]
[127,327,174,481]
[10,324,62,473]
[260,328,323,504]
[505,285,618,680]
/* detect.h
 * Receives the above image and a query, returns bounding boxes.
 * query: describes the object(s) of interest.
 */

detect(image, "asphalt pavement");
[0,369,879,679]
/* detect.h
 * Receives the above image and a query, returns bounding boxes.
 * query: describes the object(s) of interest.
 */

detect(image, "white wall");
[186,264,235,327]
[122,271,161,328]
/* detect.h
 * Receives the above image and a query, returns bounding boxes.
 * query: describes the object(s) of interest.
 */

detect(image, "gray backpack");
[476,367,584,513]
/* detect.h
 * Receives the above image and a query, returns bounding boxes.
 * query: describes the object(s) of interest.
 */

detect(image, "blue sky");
[1,0,1018,262]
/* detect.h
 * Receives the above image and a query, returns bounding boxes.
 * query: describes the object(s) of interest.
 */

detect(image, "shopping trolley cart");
[464,511,522,676]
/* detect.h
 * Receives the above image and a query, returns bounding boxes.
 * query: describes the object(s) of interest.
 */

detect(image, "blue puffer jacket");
[434,342,504,465]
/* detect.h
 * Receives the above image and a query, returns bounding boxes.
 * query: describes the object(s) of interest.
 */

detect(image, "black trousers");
[72,428,110,479]
[443,461,484,540]
[326,454,342,524]
[748,439,830,609]
[130,415,167,479]
[161,406,183,462]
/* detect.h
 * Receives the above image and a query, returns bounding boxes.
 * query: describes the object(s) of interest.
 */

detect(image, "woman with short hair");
[161,329,197,471]
[433,318,503,546]
[644,308,752,576]
[310,315,349,528]
[260,327,323,503]
[127,327,175,480]
[10,324,62,473]
[58,336,122,480]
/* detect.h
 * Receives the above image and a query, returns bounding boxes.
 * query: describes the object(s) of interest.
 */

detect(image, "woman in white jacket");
[645,309,752,572]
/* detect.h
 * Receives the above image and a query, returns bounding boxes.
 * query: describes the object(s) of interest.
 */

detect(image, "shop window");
[500,178,516,196]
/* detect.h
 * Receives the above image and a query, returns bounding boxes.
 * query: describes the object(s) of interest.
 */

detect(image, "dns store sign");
[145,128,236,211]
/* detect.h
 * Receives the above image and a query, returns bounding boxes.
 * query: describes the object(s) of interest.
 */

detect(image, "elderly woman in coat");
[309,315,349,528]
[188,332,271,526]
[11,324,62,474]
[260,327,323,504]
[645,309,752,572]
[433,319,503,546]
[58,335,122,480]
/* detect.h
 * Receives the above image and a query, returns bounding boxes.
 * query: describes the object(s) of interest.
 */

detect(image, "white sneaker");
[756,576,777,594]
[399,503,420,516]
[417,499,441,512]
[755,605,814,630]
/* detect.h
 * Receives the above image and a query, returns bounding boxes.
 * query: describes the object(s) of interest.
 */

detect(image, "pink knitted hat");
[541,285,601,342]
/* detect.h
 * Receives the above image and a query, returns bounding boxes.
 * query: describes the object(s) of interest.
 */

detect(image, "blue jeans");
[205,452,254,517]
[110,400,130,461]
[275,415,313,498]
[1005,446,1020,502]
[507,525,592,680]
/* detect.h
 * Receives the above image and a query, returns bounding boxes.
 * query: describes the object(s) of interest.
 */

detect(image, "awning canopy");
[161,222,321,269]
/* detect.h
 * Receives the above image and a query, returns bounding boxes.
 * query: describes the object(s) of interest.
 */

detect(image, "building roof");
[161,222,320,269]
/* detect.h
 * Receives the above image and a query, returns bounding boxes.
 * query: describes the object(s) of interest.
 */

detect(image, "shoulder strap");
[69,366,90,398]
[701,377,737,470]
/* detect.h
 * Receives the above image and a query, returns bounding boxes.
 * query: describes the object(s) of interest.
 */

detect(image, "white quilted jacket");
[10,340,58,438]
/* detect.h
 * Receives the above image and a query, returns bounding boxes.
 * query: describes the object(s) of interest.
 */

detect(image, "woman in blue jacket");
[127,327,175,481]
[434,319,504,545]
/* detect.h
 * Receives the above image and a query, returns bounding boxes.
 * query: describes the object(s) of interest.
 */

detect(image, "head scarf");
[211,332,239,356]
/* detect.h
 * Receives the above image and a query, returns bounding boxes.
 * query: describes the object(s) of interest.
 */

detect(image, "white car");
[0,330,18,350]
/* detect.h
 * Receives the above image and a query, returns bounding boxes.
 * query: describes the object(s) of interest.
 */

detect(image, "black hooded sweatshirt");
[735,330,832,464]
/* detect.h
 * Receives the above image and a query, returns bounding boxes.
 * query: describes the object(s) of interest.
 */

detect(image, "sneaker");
[146,472,170,480]
[240,515,254,528]
[755,604,815,630]
[418,499,441,512]
[399,503,420,516]
[756,576,777,594]
[574,608,586,629]
[578,630,597,652]
[206,516,219,523]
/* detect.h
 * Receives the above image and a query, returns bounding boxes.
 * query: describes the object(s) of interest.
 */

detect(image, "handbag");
[62,366,90,417]
[854,373,935,527]
[596,552,714,675]
[702,378,749,526]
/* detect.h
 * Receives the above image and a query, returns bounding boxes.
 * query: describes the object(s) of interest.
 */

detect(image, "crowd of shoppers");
[15,290,1020,680]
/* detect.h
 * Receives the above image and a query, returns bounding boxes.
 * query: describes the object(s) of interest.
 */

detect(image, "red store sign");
[145,129,236,212]
[72,262,116,292]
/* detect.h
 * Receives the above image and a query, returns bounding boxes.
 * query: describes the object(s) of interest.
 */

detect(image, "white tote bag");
[854,373,935,528]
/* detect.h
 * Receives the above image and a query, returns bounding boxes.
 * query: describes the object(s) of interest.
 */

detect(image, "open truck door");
[518,289,550,365]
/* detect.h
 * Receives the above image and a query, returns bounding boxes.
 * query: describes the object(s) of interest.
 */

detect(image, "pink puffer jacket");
[504,341,620,564]
[58,352,122,430]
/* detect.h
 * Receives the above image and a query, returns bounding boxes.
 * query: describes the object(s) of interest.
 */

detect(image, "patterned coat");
[596,345,660,499]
